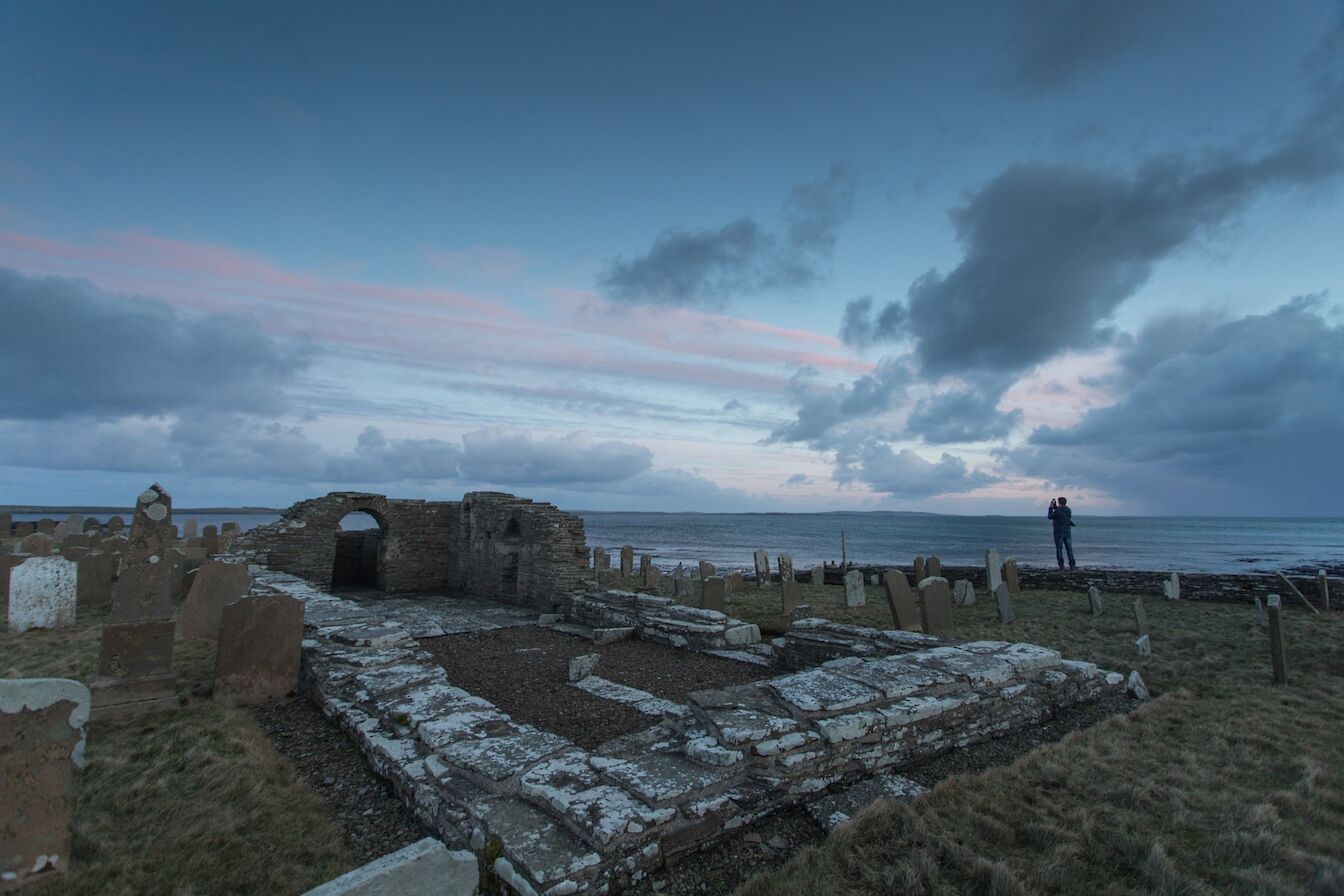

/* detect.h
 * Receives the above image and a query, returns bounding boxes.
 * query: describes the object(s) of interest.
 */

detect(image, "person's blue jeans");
[1054,531,1075,569]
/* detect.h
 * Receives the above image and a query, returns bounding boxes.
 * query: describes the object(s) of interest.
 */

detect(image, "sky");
[1,0,1342,515]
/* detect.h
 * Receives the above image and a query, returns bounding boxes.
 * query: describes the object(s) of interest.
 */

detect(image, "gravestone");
[61,533,92,553]
[64,513,83,535]
[702,577,727,613]
[8,556,78,633]
[810,564,826,585]
[778,554,795,584]
[918,576,955,637]
[1318,570,1330,610]
[1002,558,1020,595]
[0,511,10,536]
[753,549,770,585]
[926,555,941,577]
[1253,596,1265,628]
[60,545,90,563]
[1134,634,1151,656]
[77,554,115,614]
[106,515,125,533]
[109,484,176,623]
[643,561,661,589]
[619,545,634,578]
[37,518,56,534]
[214,594,304,706]
[1133,597,1149,636]
[843,569,865,607]
[639,554,652,579]
[202,524,220,556]
[781,580,801,616]
[1161,572,1180,600]
[913,556,926,582]
[594,548,610,572]
[176,562,254,640]
[868,574,880,586]
[1266,594,1287,685]
[1088,585,1103,616]
[673,576,693,600]
[18,532,54,556]
[0,678,91,889]
[952,579,976,606]
[221,521,239,534]
[14,521,34,537]
[728,571,745,595]
[984,549,1002,592]
[183,518,199,538]
[698,560,716,580]
[673,562,685,578]
[218,531,238,554]
[883,570,920,632]
[994,581,1015,624]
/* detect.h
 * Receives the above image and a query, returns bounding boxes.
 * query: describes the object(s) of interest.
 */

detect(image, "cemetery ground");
[4,577,1342,895]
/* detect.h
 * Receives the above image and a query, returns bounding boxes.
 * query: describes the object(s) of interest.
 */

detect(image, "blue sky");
[2,1,1342,514]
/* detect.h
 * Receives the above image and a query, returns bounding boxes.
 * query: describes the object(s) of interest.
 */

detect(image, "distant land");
[0,505,281,514]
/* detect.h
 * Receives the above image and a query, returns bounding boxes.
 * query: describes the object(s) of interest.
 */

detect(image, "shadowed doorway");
[332,511,386,590]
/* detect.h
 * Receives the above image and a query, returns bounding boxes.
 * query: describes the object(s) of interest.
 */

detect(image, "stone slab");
[176,561,253,640]
[215,594,304,706]
[299,837,478,896]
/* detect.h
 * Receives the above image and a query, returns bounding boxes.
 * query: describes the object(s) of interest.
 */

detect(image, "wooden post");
[1276,572,1320,614]
[1266,594,1287,686]
[1318,570,1330,611]
[840,529,847,569]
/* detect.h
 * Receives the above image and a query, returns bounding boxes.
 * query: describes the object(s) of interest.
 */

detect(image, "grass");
[2,607,355,896]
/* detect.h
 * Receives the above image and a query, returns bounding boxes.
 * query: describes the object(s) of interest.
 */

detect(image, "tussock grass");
[2,609,354,896]
[709,581,1344,896]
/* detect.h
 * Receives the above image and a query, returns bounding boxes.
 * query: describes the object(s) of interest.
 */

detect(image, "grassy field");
[1,608,355,896]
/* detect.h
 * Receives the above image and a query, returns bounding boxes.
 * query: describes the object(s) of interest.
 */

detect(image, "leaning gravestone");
[781,580,801,616]
[919,576,955,637]
[778,554,795,584]
[176,561,254,641]
[0,678,91,889]
[753,549,770,585]
[913,556,926,583]
[702,577,727,613]
[1161,572,1180,600]
[8,556,78,633]
[1002,558,1020,594]
[1133,597,1149,636]
[985,549,1002,592]
[619,545,634,578]
[994,581,1015,624]
[214,594,304,706]
[810,564,826,586]
[883,570,921,632]
[76,554,115,614]
[953,579,976,606]
[926,555,942,578]
[844,569,866,607]
[1088,585,1103,616]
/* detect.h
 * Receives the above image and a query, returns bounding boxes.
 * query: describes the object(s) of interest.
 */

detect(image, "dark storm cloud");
[1007,297,1344,513]
[597,163,856,307]
[833,437,999,499]
[905,387,1023,444]
[765,359,911,445]
[1005,0,1176,94]
[0,267,309,419]
[839,296,907,348]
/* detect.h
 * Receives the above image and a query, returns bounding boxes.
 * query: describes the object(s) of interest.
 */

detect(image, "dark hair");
[1057,496,1067,506]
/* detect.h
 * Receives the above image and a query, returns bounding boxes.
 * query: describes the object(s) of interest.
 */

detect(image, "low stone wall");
[569,589,761,651]
[772,619,946,670]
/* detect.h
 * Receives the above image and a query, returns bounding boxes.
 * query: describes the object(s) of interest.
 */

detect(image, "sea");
[12,510,1344,574]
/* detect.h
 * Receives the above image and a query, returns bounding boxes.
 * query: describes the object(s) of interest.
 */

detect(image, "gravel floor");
[250,697,434,864]
[419,626,773,749]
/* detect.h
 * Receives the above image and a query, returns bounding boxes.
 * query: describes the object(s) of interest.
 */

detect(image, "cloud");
[839,295,907,348]
[833,439,1000,499]
[457,428,652,485]
[1004,0,1176,94]
[905,387,1023,444]
[597,162,856,307]
[766,359,911,444]
[0,267,310,420]
[1006,296,1344,513]
[783,473,813,487]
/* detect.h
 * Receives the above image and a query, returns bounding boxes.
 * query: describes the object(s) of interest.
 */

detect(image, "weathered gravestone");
[952,579,976,606]
[1088,585,1103,616]
[984,549,1002,592]
[918,576,955,637]
[62,513,83,536]
[1266,594,1287,685]
[778,554,794,584]
[202,524,220,556]
[183,518,199,538]
[1002,558,1021,595]
[619,545,634,578]
[810,564,826,586]
[593,547,610,572]
[883,570,920,632]
[214,594,304,706]
[18,532,54,556]
[0,678,91,889]
[176,561,254,640]
[728,571,745,595]
[843,569,865,607]
[1253,596,1265,628]
[221,521,239,534]
[76,554,115,614]
[1161,572,1180,600]
[1133,597,1149,636]
[702,577,726,613]
[639,554,652,578]
[926,555,941,578]
[781,580,801,616]
[673,576,693,600]
[913,556,925,583]
[109,484,176,623]
[14,521,34,538]
[36,518,56,534]
[994,581,1015,624]
[106,515,125,533]
[1134,634,1151,656]
[643,561,661,589]
[753,549,770,585]
[7,556,78,633]
[698,560,716,581]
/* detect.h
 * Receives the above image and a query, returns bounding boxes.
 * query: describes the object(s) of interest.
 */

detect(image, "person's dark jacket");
[1048,505,1075,534]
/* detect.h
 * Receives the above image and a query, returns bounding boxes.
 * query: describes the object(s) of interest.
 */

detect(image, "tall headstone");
[994,581,1015,624]
[984,549,1002,592]
[639,555,653,579]
[698,560,716,581]
[214,594,304,706]
[183,518,199,538]
[810,564,826,586]
[926,555,941,578]
[1266,594,1287,685]
[753,549,770,585]
[1318,570,1330,611]
[109,484,176,623]
[952,579,976,606]
[7,556,78,633]
[883,570,920,632]
[843,569,866,607]
[781,580,801,616]
[176,562,254,641]
[202,524,220,556]
[702,577,726,613]
[619,545,634,578]
[918,576,955,637]
[778,554,795,584]
[913,556,926,583]
[0,678,90,889]
[76,554,115,614]
[1133,597,1149,636]
[1087,585,1104,616]
[1002,558,1020,595]
[1161,572,1180,600]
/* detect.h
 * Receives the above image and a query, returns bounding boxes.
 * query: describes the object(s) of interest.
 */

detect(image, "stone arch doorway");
[331,509,388,591]
[499,518,522,600]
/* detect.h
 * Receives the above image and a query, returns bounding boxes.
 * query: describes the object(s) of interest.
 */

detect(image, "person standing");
[1048,497,1077,570]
